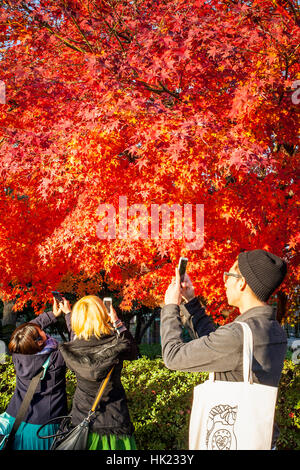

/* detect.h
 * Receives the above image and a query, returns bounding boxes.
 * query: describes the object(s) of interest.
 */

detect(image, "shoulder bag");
[37,366,115,450]
[188,321,278,450]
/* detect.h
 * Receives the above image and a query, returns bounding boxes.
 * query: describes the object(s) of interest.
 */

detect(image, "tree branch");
[67,9,94,53]
[19,1,87,54]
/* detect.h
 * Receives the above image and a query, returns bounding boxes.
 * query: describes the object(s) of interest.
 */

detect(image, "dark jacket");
[6,310,68,425]
[58,322,138,437]
[160,298,287,446]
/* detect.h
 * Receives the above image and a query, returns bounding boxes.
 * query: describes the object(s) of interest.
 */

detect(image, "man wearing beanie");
[160,249,288,450]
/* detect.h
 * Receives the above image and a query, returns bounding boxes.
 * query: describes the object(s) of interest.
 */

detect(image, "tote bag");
[189,322,278,450]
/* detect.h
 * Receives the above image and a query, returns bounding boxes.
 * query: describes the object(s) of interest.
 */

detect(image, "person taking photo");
[0,297,70,450]
[58,295,138,450]
[160,249,288,449]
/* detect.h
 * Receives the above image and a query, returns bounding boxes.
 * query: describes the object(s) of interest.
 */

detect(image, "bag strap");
[208,321,253,384]
[90,366,115,413]
[37,365,115,440]
[236,321,253,384]
[6,355,51,448]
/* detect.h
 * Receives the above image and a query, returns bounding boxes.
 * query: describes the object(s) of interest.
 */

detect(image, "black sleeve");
[30,310,58,329]
[183,297,216,338]
[118,329,139,361]
[64,312,74,339]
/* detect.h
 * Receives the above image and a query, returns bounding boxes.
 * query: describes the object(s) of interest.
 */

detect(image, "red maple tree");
[0,0,299,324]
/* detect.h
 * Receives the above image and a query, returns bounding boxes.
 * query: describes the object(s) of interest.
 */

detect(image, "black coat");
[58,328,138,437]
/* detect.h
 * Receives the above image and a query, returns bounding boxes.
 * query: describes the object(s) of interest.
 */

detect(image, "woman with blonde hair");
[58,295,138,450]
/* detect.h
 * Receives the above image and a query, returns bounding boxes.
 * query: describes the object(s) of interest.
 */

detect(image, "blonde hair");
[71,295,113,340]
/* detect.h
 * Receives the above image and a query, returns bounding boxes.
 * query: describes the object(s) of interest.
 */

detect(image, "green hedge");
[274,360,300,450]
[138,343,162,360]
[122,357,207,450]
[0,356,299,450]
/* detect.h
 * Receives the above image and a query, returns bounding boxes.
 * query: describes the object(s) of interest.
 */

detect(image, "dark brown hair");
[8,323,45,355]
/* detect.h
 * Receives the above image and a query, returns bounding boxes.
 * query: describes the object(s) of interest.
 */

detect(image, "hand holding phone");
[52,291,64,303]
[177,258,195,302]
[103,297,112,312]
[181,273,195,302]
[52,291,71,317]
[178,257,188,283]
[164,267,182,306]
[103,297,119,324]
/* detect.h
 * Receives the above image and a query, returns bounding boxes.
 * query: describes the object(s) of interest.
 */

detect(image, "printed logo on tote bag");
[206,404,238,450]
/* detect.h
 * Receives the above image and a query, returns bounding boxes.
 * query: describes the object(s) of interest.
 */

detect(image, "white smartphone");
[178,257,188,283]
[103,297,112,312]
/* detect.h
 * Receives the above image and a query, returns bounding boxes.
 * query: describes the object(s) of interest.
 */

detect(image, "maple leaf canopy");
[0,0,299,323]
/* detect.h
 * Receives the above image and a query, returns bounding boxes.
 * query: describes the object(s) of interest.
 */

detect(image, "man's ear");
[239,277,247,292]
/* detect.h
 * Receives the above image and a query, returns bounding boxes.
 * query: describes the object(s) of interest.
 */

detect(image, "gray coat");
[160,297,287,446]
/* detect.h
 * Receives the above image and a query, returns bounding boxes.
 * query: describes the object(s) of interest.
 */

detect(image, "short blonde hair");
[71,295,113,340]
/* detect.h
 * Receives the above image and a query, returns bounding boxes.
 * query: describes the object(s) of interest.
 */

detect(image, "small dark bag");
[37,366,114,450]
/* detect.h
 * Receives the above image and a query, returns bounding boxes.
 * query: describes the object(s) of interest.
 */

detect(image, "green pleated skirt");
[87,433,137,450]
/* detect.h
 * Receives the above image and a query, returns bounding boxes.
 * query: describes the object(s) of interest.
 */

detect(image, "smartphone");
[51,291,64,303]
[178,257,188,283]
[103,297,112,312]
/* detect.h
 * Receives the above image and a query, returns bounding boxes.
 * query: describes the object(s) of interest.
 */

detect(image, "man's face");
[224,260,242,306]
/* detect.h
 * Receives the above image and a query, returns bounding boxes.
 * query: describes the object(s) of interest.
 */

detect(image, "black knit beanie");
[237,249,287,302]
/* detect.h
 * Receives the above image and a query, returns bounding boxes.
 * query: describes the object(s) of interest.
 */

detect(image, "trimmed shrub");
[122,357,206,449]
[0,355,16,413]
[0,356,298,450]
[138,343,162,359]
[274,360,300,450]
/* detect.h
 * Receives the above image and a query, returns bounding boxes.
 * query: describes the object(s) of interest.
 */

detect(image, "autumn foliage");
[0,0,299,322]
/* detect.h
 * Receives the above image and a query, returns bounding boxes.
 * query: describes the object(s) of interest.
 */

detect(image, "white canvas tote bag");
[189,321,278,450]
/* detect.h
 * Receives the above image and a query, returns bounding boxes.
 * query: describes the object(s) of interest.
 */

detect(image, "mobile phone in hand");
[51,291,64,303]
[178,257,188,283]
[103,297,112,312]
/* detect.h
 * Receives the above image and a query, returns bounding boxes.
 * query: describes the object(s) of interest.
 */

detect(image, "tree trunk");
[134,313,142,343]
[135,307,160,344]
[1,300,17,327]
[276,291,287,325]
